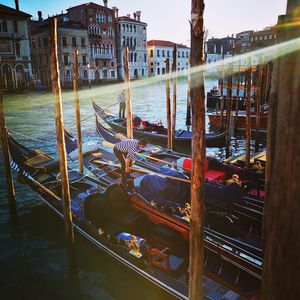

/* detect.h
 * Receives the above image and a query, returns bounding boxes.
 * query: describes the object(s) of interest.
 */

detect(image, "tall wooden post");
[255,59,263,152]
[0,90,17,223]
[73,49,83,174]
[262,2,300,299]
[124,47,133,139]
[220,48,225,130]
[234,61,241,130]
[49,17,77,279]
[225,66,233,158]
[172,44,177,138]
[245,58,252,168]
[186,58,192,129]
[165,59,172,150]
[189,1,205,299]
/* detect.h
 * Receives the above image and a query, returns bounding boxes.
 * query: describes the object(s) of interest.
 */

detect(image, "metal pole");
[0,90,17,223]
[49,17,77,279]
[166,58,172,150]
[124,47,133,139]
[73,49,83,174]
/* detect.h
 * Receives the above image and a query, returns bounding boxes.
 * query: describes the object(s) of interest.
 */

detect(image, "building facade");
[30,19,89,87]
[115,11,148,79]
[65,1,117,81]
[235,30,254,53]
[147,40,190,76]
[0,4,32,90]
[249,27,277,50]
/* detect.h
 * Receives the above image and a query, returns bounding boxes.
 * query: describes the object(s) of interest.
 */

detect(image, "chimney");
[135,11,141,21]
[38,11,43,22]
[126,14,131,18]
[133,12,137,20]
[103,0,108,7]
[112,6,118,18]
[15,0,19,11]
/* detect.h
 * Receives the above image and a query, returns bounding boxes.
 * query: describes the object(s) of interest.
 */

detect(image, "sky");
[2,0,287,44]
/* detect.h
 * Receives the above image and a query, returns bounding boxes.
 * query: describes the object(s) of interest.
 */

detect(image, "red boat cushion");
[177,157,209,173]
[205,170,226,181]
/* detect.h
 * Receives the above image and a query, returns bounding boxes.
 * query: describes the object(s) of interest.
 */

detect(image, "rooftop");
[0,4,32,18]
[66,2,113,12]
[147,40,189,49]
[116,16,146,25]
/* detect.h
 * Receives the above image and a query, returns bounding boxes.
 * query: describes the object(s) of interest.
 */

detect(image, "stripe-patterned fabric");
[114,139,139,159]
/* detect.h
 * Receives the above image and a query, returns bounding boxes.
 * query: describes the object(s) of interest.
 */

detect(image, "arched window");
[130,53,133,62]
[126,36,129,45]
[122,24,125,31]
[122,36,126,46]
[110,45,113,54]
[134,53,137,62]
[130,25,132,32]
[130,37,133,46]
[126,24,129,31]
[134,26,136,33]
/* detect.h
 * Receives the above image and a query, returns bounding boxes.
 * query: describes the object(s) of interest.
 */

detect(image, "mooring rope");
[9,129,54,145]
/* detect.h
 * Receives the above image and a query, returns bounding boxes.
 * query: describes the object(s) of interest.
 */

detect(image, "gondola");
[92,101,227,148]
[66,126,264,240]
[8,132,262,299]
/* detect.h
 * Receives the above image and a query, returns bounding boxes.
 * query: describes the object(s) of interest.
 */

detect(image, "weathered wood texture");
[0,91,17,222]
[225,67,233,158]
[172,44,177,140]
[49,17,76,276]
[189,1,205,299]
[165,59,172,150]
[234,64,241,129]
[255,60,263,152]
[262,2,300,299]
[124,47,133,139]
[220,50,225,130]
[245,59,252,168]
[73,49,83,174]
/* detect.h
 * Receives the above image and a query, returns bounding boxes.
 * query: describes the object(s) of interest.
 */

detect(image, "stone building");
[0,4,32,90]
[65,1,117,81]
[249,26,277,50]
[147,40,190,76]
[30,16,89,87]
[115,10,148,79]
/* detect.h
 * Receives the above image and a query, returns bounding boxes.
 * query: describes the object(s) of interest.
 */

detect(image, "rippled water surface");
[0,79,265,299]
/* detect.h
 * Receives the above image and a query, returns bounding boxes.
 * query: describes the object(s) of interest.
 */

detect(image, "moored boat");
[8,132,262,299]
[92,101,227,148]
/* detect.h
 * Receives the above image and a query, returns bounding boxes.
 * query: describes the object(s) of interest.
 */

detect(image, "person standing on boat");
[118,89,126,119]
[113,138,148,183]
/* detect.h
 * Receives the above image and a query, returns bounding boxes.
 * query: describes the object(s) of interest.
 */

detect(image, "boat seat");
[23,153,59,174]
[205,170,226,181]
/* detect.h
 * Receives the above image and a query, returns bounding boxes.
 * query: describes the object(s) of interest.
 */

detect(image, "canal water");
[0,78,264,300]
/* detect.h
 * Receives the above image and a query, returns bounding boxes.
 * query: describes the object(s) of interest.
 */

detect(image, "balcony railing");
[0,55,30,61]
[92,53,113,60]
[0,32,26,39]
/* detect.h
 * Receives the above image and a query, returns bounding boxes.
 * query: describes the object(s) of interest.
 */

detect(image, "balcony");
[92,53,113,60]
[0,55,31,61]
[0,32,26,39]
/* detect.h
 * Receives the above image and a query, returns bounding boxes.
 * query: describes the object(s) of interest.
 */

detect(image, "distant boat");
[92,101,227,148]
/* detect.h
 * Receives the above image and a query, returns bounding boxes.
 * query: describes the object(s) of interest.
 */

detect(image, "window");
[134,53,137,62]
[111,61,114,67]
[81,10,85,19]
[259,36,263,40]
[264,35,268,40]
[269,34,273,39]
[82,55,87,65]
[43,38,48,47]
[16,43,20,56]
[162,68,165,75]
[66,70,70,77]
[84,70,88,78]
[111,70,115,78]
[134,26,136,33]
[81,38,86,47]
[130,25,132,32]
[32,39,36,48]
[38,38,42,48]
[250,37,253,41]
[108,15,112,22]
[0,20,8,32]
[13,21,18,33]
[157,50,160,57]
[89,9,93,14]
[144,53,147,63]
[150,49,153,57]
[167,50,170,58]
[157,68,160,75]
[63,55,68,66]
[72,37,77,47]
[143,27,146,34]
[62,37,67,46]
[162,50,165,57]
[150,68,154,73]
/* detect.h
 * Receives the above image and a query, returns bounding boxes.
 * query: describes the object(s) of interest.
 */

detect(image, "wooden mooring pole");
[245,58,252,168]
[234,60,241,131]
[255,59,263,152]
[172,44,177,140]
[220,48,225,130]
[49,17,77,279]
[0,90,17,223]
[225,66,233,158]
[189,0,205,299]
[165,58,172,150]
[124,47,133,139]
[73,49,83,174]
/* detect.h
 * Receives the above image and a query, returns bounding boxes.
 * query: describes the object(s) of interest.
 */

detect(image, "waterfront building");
[235,30,254,53]
[0,4,32,90]
[115,10,148,79]
[249,26,277,50]
[30,16,89,87]
[64,1,117,81]
[147,40,190,76]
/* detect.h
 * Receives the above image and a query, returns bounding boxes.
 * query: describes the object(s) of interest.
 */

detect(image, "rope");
[67,113,94,129]
[9,129,54,144]
[92,159,191,183]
